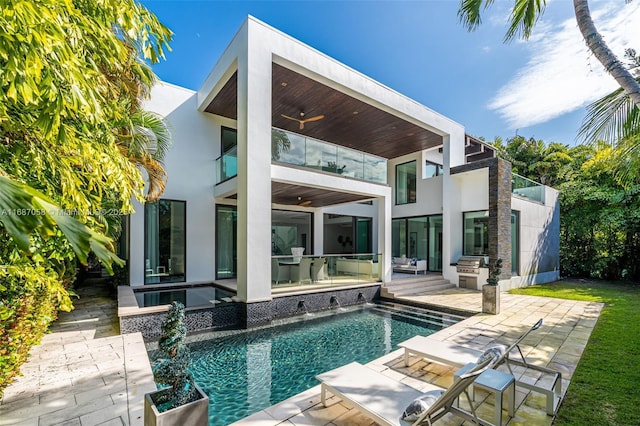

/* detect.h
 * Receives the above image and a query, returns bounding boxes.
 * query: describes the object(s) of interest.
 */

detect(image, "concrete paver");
[0,279,155,426]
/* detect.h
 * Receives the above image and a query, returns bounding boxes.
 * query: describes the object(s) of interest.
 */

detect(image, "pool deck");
[0,279,156,426]
[1,281,603,426]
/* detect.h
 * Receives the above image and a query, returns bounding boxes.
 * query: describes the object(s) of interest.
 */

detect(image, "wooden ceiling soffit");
[203,64,443,159]
[272,182,372,208]
[204,71,238,119]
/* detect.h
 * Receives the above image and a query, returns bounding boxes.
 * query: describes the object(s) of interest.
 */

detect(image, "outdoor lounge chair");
[398,318,562,415]
[315,358,493,426]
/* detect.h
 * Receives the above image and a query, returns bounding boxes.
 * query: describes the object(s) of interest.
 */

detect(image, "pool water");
[148,303,464,426]
[135,285,235,308]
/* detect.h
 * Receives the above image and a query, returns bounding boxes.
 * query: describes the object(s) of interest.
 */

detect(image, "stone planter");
[144,384,209,426]
[482,284,500,315]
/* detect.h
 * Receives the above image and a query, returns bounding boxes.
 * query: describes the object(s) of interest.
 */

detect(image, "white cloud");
[488,0,640,129]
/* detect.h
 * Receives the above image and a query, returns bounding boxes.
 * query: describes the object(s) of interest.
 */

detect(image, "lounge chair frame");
[316,358,493,426]
[398,318,562,415]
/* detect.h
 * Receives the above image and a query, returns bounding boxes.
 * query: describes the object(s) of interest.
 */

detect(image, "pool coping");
[118,283,233,317]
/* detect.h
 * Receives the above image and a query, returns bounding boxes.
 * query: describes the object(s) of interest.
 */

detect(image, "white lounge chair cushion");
[398,336,483,368]
[316,362,440,426]
[401,389,445,421]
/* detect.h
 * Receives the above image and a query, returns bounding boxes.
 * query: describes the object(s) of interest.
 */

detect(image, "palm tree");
[114,108,172,202]
[457,0,640,111]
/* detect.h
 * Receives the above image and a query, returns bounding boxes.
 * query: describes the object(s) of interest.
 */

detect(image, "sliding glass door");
[392,215,442,272]
[427,215,443,272]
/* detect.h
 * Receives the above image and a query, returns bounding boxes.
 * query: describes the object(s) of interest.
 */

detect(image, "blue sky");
[141,0,639,146]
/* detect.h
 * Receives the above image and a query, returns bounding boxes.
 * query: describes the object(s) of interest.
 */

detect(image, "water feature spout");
[297,300,309,315]
[357,292,366,304]
[329,296,341,309]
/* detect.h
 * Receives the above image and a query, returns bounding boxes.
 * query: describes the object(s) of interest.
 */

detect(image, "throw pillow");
[410,258,418,266]
[476,345,508,366]
[402,390,444,421]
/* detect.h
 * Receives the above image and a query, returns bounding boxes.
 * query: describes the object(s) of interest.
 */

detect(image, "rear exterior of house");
[123,16,559,326]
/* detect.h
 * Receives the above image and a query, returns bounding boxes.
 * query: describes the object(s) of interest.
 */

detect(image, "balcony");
[215,146,237,184]
[272,128,387,184]
[215,129,389,185]
[512,173,545,204]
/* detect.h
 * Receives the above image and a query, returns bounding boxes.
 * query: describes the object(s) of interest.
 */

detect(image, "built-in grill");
[456,256,486,289]
[456,256,483,274]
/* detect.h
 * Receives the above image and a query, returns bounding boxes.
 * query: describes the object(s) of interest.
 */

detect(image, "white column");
[378,194,392,282]
[236,24,273,302]
[441,130,465,284]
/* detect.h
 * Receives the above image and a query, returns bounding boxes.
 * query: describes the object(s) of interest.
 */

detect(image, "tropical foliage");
[490,136,640,281]
[0,0,172,392]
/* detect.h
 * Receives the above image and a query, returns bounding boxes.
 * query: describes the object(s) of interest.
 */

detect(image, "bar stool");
[455,364,515,426]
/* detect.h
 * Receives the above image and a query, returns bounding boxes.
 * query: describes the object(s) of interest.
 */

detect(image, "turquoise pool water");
[148,303,464,426]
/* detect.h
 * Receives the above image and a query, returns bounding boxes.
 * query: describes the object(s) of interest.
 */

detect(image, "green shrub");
[0,263,74,394]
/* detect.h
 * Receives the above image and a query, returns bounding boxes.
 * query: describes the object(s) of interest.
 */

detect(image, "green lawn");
[510,280,640,425]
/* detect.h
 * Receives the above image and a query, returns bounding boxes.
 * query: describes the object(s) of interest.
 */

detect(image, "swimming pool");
[148,303,465,425]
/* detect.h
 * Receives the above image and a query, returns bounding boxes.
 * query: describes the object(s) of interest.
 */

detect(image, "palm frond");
[577,81,640,145]
[505,0,546,42]
[132,110,172,163]
[458,0,491,31]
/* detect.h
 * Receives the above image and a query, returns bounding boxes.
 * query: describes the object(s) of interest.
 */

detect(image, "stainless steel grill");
[456,256,483,274]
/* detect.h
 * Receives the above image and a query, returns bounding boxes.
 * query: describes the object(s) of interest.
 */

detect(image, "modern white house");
[123,16,559,328]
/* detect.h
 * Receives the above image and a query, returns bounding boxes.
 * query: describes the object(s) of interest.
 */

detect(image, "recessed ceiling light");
[353,111,359,115]
[281,82,288,87]
[407,132,415,136]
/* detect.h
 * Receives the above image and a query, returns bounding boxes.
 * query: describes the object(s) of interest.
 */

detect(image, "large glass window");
[511,211,520,274]
[145,200,186,284]
[216,205,237,279]
[463,211,489,256]
[356,217,372,253]
[272,210,312,256]
[392,219,407,257]
[396,161,417,204]
[221,127,237,154]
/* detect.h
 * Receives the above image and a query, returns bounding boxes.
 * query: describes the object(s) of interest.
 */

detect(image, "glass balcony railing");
[271,253,381,292]
[512,173,545,204]
[271,128,387,184]
[215,146,237,184]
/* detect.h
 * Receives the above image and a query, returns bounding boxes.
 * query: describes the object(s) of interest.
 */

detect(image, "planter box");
[482,284,500,315]
[144,383,209,426]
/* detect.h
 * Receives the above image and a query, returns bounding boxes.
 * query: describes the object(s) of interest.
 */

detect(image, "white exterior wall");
[508,186,560,288]
[444,169,490,283]
[131,83,219,286]
[389,152,445,219]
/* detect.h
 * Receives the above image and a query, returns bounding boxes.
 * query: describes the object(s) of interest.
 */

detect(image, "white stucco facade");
[128,16,560,306]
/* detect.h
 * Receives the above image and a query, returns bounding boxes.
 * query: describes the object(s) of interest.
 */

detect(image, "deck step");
[382,275,455,298]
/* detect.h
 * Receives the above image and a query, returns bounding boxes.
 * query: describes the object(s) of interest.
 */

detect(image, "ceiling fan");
[281,112,325,130]
[297,196,312,207]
